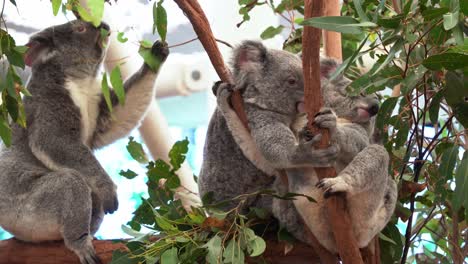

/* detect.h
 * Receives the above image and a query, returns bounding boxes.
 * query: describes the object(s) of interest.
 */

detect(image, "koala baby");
[199,41,338,215]
[0,20,168,264]
[273,59,398,253]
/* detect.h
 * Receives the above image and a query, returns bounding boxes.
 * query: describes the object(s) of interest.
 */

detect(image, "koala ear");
[24,36,53,67]
[232,40,267,72]
[319,57,339,80]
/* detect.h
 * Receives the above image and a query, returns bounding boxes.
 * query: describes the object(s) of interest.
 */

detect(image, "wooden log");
[0,237,319,264]
[302,0,364,263]
[0,238,126,264]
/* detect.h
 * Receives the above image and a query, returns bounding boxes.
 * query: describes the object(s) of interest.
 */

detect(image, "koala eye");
[360,92,366,97]
[76,25,87,33]
[287,77,297,86]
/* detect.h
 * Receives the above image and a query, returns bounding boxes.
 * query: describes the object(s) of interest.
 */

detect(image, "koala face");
[25,20,110,77]
[320,58,379,124]
[231,41,304,115]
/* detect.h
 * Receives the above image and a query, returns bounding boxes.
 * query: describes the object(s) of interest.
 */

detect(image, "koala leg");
[22,170,100,264]
[316,144,388,198]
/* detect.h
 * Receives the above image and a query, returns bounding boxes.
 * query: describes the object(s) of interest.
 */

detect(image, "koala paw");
[151,40,169,62]
[313,107,337,130]
[298,127,322,144]
[212,81,233,96]
[101,184,119,214]
[315,177,351,198]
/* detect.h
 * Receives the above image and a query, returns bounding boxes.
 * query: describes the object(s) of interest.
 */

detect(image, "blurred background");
[1,0,288,239]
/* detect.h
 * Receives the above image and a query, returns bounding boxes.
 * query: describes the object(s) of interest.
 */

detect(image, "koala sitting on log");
[0,20,168,264]
[273,59,397,253]
[199,40,339,221]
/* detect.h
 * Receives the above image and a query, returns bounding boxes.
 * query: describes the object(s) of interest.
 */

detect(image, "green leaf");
[247,236,266,257]
[330,34,369,80]
[453,152,467,210]
[223,239,245,264]
[204,235,222,264]
[372,37,404,75]
[110,66,125,105]
[443,11,459,30]
[155,214,178,232]
[443,71,468,127]
[119,169,138,179]
[353,0,369,22]
[422,7,449,21]
[101,73,113,112]
[110,250,134,264]
[153,0,168,41]
[169,138,189,171]
[161,247,178,264]
[400,65,427,93]
[87,0,105,27]
[277,227,296,243]
[376,97,399,130]
[422,53,468,70]
[260,25,284,40]
[126,137,148,163]
[0,116,12,147]
[117,32,128,43]
[429,92,443,126]
[301,16,376,35]
[9,0,16,6]
[376,14,404,29]
[5,95,18,122]
[76,5,93,23]
[438,146,459,181]
[379,232,397,245]
[138,42,164,72]
[5,49,25,69]
[148,160,172,182]
[52,0,61,16]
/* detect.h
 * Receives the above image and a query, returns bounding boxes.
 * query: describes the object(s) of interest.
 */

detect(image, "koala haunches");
[273,60,397,252]
[0,20,168,264]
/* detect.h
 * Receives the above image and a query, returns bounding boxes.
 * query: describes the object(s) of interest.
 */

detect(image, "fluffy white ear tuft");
[232,40,267,72]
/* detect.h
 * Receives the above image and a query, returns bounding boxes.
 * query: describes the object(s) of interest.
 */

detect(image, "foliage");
[110,138,282,264]
[237,0,467,263]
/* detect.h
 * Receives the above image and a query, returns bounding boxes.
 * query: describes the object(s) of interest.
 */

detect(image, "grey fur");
[199,41,339,217]
[273,58,397,253]
[0,20,168,264]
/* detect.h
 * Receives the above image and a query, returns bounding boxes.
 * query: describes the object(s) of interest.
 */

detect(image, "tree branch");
[303,0,364,263]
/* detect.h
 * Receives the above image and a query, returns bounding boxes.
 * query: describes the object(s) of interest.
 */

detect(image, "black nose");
[99,22,110,31]
[368,103,379,116]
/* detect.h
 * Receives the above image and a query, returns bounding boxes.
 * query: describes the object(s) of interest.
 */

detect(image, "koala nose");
[99,22,110,31]
[368,103,379,116]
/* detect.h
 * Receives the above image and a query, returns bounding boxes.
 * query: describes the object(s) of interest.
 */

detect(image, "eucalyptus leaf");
[161,247,178,264]
[442,11,459,30]
[52,0,61,16]
[204,235,222,264]
[302,16,375,35]
[126,137,148,163]
[260,25,284,40]
[101,73,113,112]
[110,66,125,105]
[453,152,467,210]
[422,53,468,70]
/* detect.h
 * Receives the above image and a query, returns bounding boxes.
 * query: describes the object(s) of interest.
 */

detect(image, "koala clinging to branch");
[199,41,339,214]
[273,59,397,252]
[0,20,168,264]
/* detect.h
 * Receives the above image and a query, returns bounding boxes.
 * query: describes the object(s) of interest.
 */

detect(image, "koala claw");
[298,127,318,143]
[212,81,233,96]
[313,107,337,130]
[314,107,333,117]
[316,177,351,198]
[151,40,169,61]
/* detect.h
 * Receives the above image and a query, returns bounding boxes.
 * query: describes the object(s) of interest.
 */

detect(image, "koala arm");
[250,110,339,169]
[334,123,370,163]
[92,41,169,149]
[28,105,118,213]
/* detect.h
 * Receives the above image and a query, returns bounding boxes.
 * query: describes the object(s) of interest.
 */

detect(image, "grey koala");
[0,20,168,264]
[273,59,398,253]
[199,41,339,216]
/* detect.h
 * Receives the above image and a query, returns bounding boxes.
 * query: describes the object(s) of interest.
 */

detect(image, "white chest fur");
[65,77,102,147]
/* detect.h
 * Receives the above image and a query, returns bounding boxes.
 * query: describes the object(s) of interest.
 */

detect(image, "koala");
[0,20,168,264]
[272,59,398,253]
[198,41,339,215]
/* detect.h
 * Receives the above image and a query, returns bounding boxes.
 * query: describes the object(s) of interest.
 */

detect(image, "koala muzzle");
[367,101,379,116]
